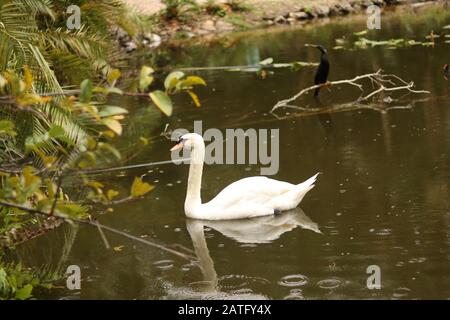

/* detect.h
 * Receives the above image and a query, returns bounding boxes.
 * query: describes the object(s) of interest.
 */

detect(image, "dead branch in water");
[270,69,430,113]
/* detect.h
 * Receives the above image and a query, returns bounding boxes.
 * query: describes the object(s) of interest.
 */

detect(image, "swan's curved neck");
[185,138,205,214]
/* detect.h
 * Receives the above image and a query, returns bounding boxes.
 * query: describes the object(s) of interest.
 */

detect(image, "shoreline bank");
[122,0,444,47]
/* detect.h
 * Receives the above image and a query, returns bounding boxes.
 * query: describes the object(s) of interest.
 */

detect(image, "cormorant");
[306,44,330,97]
[444,64,449,80]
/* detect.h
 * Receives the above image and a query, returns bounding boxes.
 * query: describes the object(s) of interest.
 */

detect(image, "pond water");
[21,3,450,299]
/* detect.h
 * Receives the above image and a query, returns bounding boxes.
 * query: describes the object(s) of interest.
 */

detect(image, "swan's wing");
[198,177,295,219]
[205,176,295,209]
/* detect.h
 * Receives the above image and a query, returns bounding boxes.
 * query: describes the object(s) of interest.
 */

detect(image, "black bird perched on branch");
[306,44,330,97]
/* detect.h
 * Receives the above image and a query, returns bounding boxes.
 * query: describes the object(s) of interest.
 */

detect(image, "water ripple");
[278,274,309,287]
[392,287,412,299]
[220,274,270,290]
[317,278,342,290]
[153,260,174,270]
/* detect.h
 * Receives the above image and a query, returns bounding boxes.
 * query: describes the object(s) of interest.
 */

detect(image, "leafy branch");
[0,65,205,250]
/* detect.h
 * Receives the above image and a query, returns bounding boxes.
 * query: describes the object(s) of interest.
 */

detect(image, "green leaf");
[149,90,173,116]
[131,177,154,198]
[48,125,65,138]
[0,120,16,137]
[259,57,273,65]
[139,66,154,92]
[56,203,89,219]
[164,71,185,91]
[79,79,93,103]
[5,71,22,96]
[98,106,128,117]
[421,42,434,47]
[15,284,33,300]
[140,66,154,77]
[25,133,49,152]
[86,180,104,189]
[353,30,368,36]
[107,87,123,95]
[101,118,123,135]
[77,152,97,168]
[98,142,121,159]
[23,166,42,195]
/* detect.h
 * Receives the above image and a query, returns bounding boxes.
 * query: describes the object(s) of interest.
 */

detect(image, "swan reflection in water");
[180,208,321,298]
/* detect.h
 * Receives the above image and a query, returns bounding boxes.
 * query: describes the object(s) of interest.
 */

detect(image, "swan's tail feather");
[297,172,320,189]
[271,173,321,211]
[290,172,321,206]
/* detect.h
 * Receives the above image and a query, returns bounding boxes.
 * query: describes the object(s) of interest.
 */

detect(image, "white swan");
[171,133,319,220]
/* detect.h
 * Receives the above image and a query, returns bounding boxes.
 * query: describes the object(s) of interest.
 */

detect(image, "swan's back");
[197,174,318,220]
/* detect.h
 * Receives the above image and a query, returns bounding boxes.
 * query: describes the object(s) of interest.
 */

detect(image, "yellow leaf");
[107,189,119,200]
[101,130,116,138]
[130,177,154,198]
[187,90,201,107]
[23,166,41,189]
[113,245,124,252]
[139,137,149,145]
[42,155,57,168]
[102,118,123,135]
[181,76,207,87]
[85,181,104,189]
[107,69,121,86]
[23,66,33,90]
[0,74,7,89]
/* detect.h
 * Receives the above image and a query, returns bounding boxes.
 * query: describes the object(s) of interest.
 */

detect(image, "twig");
[49,174,63,216]
[174,62,318,72]
[94,219,110,250]
[270,69,430,113]
[0,201,196,262]
[69,158,191,176]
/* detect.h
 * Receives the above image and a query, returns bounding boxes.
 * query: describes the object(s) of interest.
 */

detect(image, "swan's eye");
[177,137,185,144]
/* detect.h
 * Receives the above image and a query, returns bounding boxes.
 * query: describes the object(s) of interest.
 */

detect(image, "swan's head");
[170,133,204,152]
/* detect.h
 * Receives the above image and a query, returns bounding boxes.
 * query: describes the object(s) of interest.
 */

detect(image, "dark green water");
[20,3,450,299]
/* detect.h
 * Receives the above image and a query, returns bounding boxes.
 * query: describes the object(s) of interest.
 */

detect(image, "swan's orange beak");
[170,142,184,152]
